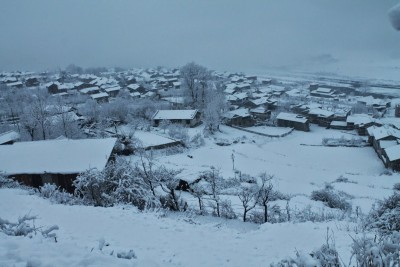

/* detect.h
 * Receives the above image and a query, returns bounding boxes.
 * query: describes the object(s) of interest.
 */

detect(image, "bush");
[39,183,75,205]
[219,200,237,219]
[393,183,400,191]
[0,174,20,188]
[189,133,205,148]
[0,214,58,241]
[351,232,400,267]
[271,243,340,267]
[73,157,159,210]
[311,188,351,211]
[367,193,400,234]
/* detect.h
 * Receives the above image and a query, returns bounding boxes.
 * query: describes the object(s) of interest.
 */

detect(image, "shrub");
[167,124,189,145]
[367,193,400,234]
[350,232,400,267]
[73,157,159,210]
[0,173,20,188]
[189,133,205,148]
[271,243,340,267]
[39,183,75,205]
[220,200,237,219]
[311,188,351,211]
[393,183,400,191]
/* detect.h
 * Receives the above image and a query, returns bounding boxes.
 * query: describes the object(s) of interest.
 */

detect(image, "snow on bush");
[389,2,400,31]
[271,241,340,267]
[74,157,159,209]
[167,124,189,146]
[393,183,400,191]
[0,173,21,188]
[0,214,58,241]
[322,136,365,147]
[350,232,400,266]
[39,183,75,205]
[311,187,352,211]
[367,192,400,234]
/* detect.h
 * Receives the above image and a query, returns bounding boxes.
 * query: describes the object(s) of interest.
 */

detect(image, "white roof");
[91,92,109,99]
[346,114,374,125]
[80,87,99,94]
[308,108,334,117]
[276,112,308,123]
[104,86,121,92]
[385,144,400,161]
[152,110,198,120]
[223,108,250,119]
[0,131,20,145]
[0,138,116,175]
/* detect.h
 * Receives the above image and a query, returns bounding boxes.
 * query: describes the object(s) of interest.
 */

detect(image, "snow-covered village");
[1,1,400,267]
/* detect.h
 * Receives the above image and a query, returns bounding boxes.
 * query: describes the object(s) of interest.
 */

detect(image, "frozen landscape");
[1,1,400,266]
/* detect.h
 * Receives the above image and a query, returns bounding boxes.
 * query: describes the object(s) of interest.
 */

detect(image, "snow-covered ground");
[1,124,398,266]
[0,188,356,267]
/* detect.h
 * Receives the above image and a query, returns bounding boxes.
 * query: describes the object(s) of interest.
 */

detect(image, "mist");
[0,0,399,74]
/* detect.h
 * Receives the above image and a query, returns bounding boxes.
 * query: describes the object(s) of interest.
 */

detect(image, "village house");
[152,109,201,127]
[0,138,117,192]
[382,144,400,171]
[346,114,375,135]
[91,92,109,103]
[307,108,335,127]
[249,107,271,121]
[310,87,335,98]
[222,108,255,127]
[103,86,121,97]
[0,130,20,145]
[367,125,400,161]
[276,112,310,131]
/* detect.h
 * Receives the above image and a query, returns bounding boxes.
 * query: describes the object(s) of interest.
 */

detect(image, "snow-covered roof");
[91,92,109,99]
[368,126,400,141]
[80,87,99,94]
[223,108,251,119]
[0,131,20,145]
[276,112,308,123]
[152,110,198,120]
[346,114,374,125]
[104,86,121,92]
[0,138,116,175]
[385,144,400,161]
[308,108,334,118]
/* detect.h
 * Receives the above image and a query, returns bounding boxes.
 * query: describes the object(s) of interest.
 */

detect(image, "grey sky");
[0,0,399,73]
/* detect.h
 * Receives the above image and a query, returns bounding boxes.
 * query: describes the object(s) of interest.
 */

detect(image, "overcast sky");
[0,0,399,73]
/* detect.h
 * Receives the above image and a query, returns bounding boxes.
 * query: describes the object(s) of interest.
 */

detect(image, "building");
[0,138,117,192]
[276,112,310,131]
[222,108,256,127]
[0,130,20,145]
[152,109,201,127]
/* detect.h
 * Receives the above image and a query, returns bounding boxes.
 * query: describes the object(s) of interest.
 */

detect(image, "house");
[249,107,271,121]
[346,114,375,135]
[367,125,400,160]
[80,86,100,95]
[0,130,20,145]
[152,109,201,127]
[310,87,335,98]
[307,108,334,127]
[104,86,121,97]
[0,138,117,192]
[222,108,255,127]
[383,145,400,170]
[91,92,109,103]
[276,112,310,131]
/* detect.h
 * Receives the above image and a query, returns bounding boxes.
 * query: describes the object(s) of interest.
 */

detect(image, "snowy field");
[1,125,398,266]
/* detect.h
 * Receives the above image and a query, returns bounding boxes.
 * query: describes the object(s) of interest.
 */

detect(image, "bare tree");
[257,173,275,223]
[203,167,222,217]
[238,183,259,222]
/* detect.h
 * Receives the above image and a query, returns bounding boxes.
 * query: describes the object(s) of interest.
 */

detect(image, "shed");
[0,138,117,192]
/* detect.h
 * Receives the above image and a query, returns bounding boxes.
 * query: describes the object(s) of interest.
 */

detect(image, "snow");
[0,188,355,267]
[0,138,116,175]
[91,92,109,99]
[0,130,20,145]
[384,144,400,161]
[276,112,308,123]
[152,110,198,120]
[244,126,293,136]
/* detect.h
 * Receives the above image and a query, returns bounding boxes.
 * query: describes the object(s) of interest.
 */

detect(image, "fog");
[0,0,399,74]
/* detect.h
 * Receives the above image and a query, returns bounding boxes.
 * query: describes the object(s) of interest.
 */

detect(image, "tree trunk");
[264,205,268,223]
[243,209,247,222]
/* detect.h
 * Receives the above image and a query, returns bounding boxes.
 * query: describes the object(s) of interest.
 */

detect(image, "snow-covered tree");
[257,173,275,223]
[238,182,259,222]
[180,62,212,109]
